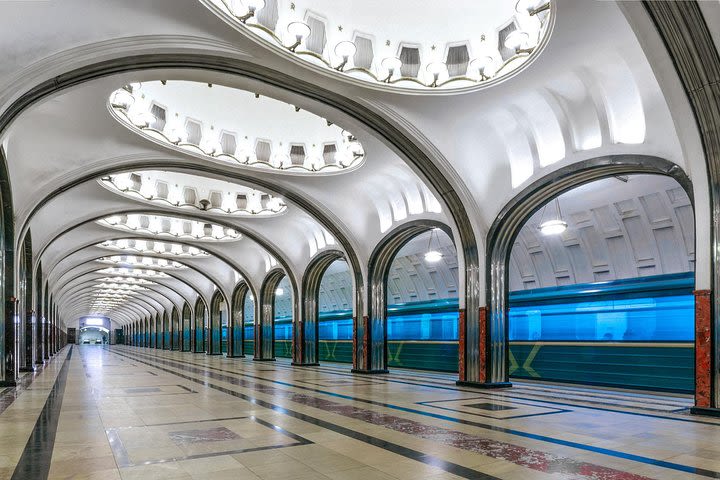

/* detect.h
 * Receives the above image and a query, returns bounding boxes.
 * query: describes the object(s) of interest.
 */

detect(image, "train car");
[247,272,695,392]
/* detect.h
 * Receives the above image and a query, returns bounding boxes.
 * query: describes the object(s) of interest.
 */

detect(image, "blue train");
[223,272,694,392]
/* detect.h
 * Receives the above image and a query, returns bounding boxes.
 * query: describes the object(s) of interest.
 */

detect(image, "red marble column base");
[694,290,712,410]
[458,309,466,382]
[455,306,512,389]
[351,316,388,373]
[351,315,358,370]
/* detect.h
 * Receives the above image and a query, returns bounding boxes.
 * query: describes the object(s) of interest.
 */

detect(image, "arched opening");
[18,233,33,371]
[317,259,353,364]
[209,291,225,355]
[273,276,292,358]
[506,174,695,392]
[230,283,250,358]
[181,302,191,352]
[194,298,207,353]
[366,221,456,373]
[154,313,161,348]
[162,311,170,349]
[79,326,109,344]
[145,315,150,348]
[256,269,287,361]
[34,261,43,363]
[43,281,49,360]
[243,293,255,358]
[171,306,180,350]
[385,228,459,371]
[0,148,14,385]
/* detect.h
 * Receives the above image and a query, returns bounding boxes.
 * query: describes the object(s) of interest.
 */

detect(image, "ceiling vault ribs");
[5,56,479,331]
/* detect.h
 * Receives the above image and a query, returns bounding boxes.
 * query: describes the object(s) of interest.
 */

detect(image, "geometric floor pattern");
[1,345,718,480]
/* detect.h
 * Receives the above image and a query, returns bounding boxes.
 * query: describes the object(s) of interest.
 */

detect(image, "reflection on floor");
[1,345,718,480]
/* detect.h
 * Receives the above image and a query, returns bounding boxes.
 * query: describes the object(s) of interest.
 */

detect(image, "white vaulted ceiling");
[0,0,709,328]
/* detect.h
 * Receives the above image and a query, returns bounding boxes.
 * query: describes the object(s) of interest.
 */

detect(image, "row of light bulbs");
[105,174,286,215]
[100,239,209,257]
[110,87,363,171]
[227,0,550,88]
[99,255,186,269]
[99,267,171,278]
[103,214,241,241]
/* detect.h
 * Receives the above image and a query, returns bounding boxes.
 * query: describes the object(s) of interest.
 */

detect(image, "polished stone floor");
[1,345,719,479]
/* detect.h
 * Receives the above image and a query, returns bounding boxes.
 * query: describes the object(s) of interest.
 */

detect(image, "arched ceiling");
[0,0,711,329]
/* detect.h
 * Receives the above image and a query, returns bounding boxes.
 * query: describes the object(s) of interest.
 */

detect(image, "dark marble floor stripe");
[109,348,498,480]
[0,348,67,417]
[10,347,73,480]
[125,347,720,479]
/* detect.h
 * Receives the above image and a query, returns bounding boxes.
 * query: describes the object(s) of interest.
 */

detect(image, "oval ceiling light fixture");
[275,287,284,296]
[98,213,242,242]
[94,282,149,291]
[97,276,156,285]
[99,170,288,217]
[202,0,553,91]
[97,239,211,258]
[97,267,172,278]
[97,256,187,270]
[108,81,365,175]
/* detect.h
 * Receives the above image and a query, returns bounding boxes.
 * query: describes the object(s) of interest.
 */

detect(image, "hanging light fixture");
[538,197,568,236]
[424,228,444,263]
[275,287,284,296]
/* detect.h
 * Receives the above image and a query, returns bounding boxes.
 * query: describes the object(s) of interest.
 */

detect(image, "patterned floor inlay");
[106,416,312,467]
[117,348,709,480]
[168,426,241,445]
[465,402,517,411]
[6,345,720,480]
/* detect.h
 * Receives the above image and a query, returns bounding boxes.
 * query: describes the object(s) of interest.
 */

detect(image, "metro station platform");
[2,345,718,480]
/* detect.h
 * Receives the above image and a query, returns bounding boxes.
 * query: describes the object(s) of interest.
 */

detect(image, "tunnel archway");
[506,173,695,392]
[256,269,288,361]
[209,290,226,355]
[229,282,250,358]
[486,156,694,390]
[365,220,455,373]
[273,276,292,359]
[243,291,255,358]
[194,298,207,353]
[316,257,353,365]
[181,302,191,352]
